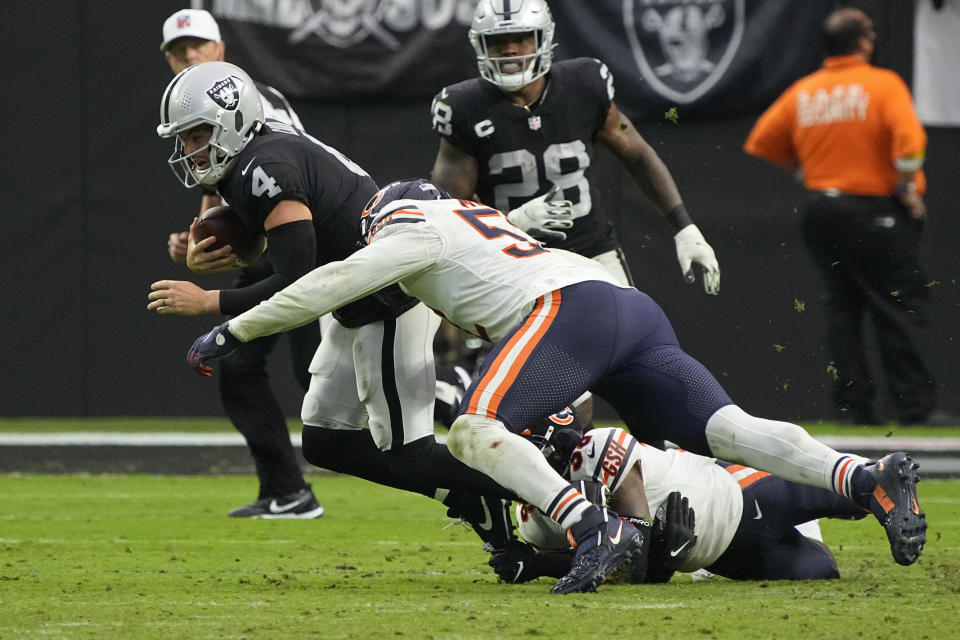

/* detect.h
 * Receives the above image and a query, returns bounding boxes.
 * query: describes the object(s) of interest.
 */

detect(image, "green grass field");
[2,473,958,639]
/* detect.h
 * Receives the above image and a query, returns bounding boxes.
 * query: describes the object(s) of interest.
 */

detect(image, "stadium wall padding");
[2,1,956,422]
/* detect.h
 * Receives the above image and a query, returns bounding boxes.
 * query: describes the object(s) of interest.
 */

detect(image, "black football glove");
[646,491,697,582]
[187,321,241,376]
[485,540,570,584]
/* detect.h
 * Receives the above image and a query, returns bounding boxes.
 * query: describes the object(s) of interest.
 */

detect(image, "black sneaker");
[865,453,926,565]
[228,486,325,519]
[550,509,641,594]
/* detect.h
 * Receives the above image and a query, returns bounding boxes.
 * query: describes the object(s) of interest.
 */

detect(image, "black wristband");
[666,203,694,232]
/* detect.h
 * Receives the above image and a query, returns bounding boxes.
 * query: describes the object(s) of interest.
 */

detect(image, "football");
[195,205,266,267]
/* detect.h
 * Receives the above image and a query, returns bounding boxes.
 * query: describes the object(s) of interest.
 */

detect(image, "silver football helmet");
[469,0,556,91]
[157,61,264,188]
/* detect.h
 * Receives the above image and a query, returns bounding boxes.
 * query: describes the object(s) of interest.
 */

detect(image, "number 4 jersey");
[432,58,618,258]
[217,121,416,327]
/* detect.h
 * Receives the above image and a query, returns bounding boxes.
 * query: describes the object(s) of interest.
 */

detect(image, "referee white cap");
[161,9,222,51]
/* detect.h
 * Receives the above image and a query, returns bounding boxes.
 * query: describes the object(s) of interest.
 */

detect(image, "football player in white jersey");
[185,179,927,587]
[492,415,868,584]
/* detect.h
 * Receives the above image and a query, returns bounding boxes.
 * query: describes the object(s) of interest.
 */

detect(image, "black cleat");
[228,486,325,519]
[865,453,926,566]
[550,511,641,594]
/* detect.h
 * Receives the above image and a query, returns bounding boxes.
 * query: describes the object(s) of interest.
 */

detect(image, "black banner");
[199,0,478,99]
[199,0,833,121]
[550,0,836,122]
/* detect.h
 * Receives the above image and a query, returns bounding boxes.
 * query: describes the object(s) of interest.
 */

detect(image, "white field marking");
[607,603,685,610]
[0,537,303,544]
[0,432,289,446]
[3,433,958,448]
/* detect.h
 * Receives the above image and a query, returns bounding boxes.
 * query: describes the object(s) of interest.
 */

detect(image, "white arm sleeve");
[229,224,441,342]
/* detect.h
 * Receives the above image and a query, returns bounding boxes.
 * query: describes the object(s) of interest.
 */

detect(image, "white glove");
[507,185,574,244]
[674,224,720,295]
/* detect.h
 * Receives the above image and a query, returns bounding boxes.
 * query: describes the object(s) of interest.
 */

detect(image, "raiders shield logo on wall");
[206,76,242,110]
[623,0,744,104]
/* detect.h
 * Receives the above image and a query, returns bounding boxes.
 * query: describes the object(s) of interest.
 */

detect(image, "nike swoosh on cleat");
[607,520,624,545]
[269,496,307,513]
[753,499,763,520]
[669,540,690,557]
[241,157,257,176]
[512,561,525,583]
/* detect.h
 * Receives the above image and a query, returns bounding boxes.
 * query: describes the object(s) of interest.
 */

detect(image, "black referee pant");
[800,191,935,424]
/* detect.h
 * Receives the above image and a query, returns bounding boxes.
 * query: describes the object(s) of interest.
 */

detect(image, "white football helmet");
[157,61,263,188]
[469,0,556,91]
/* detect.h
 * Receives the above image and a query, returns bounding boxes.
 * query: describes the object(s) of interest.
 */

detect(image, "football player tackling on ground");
[186,179,927,594]
[489,412,875,584]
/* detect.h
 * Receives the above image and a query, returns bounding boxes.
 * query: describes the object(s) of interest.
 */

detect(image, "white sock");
[705,405,853,492]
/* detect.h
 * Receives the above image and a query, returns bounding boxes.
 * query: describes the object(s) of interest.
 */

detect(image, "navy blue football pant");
[707,463,865,580]
[464,280,732,454]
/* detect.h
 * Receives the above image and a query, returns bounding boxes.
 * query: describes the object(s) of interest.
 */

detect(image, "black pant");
[801,192,935,423]
[219,259,322,499]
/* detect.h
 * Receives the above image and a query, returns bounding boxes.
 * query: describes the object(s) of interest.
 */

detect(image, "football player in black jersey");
[429,0,721,429]
[149,61,514,528]
[158,9,322,519]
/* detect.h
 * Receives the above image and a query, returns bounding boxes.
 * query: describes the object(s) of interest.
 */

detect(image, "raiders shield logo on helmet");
[624,0,744,104]
[206,76,242,111]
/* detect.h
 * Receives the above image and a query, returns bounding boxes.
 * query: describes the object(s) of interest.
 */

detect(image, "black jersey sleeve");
[430,81,485,156]
[241,159,311,227]
[219,220,316,316]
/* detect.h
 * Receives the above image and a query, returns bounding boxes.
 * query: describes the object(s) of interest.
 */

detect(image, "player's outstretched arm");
[597,102,720,294]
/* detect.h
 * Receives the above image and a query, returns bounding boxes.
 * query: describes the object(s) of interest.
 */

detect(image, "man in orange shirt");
[744,8,950,426]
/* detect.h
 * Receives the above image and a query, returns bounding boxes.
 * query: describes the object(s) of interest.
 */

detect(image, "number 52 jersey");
[431,58,619,258]
[228,197,621,346]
